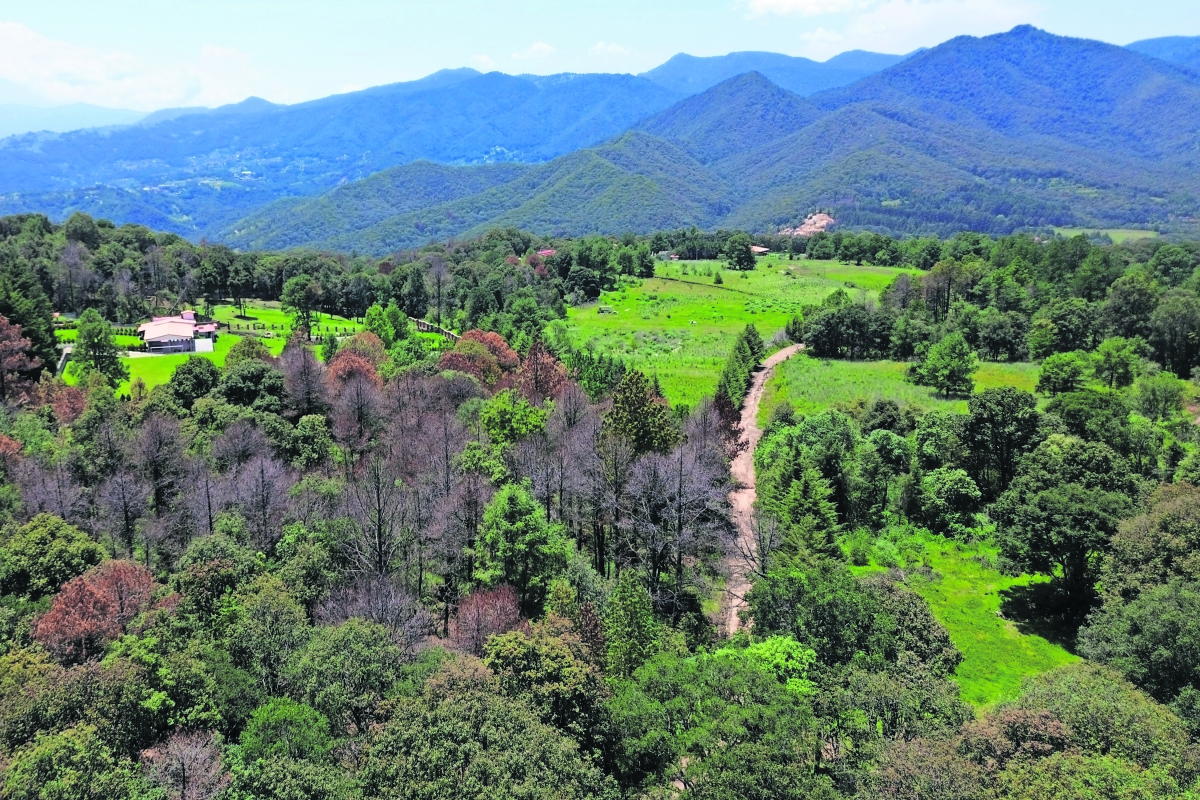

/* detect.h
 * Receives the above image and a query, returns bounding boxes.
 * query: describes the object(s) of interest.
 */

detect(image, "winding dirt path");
[726,344,802,635]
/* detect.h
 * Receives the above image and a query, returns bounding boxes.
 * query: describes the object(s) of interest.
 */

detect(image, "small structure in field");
[137,310,218,353]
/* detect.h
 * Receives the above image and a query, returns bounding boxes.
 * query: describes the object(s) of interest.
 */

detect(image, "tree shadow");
[999,582,1082,651]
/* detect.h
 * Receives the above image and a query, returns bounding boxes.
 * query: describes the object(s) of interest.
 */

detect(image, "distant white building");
[137,310,218,353]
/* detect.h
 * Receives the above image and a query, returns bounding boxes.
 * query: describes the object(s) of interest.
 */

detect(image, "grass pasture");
[853,534,1078,708]
[209,300,364,336]
[563,258,919,407]
[1053,227,1159,244]
[758,353,1039,425]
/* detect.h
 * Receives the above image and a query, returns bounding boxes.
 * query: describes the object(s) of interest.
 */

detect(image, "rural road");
[726,343,802,635]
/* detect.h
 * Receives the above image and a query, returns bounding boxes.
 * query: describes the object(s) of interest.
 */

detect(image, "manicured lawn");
[562,258,919,408]
[854,535,1078,708]
[210,300,364,336]
[64,333,287,395]
[56,329,144,349]
[758,353,1040,425]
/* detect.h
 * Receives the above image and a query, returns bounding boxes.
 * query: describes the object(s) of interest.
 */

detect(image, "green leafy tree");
[480,389,550,449]
[3,724,150,800]
[363,303,394,347]
[1094,336,1142,389]
[920,467,982,535]
[227,577,310,696]
[474,481,569,616]
[604,571,659,678]
[320,333,338,363]
[1134,371,1185,421]
[280,274,322,334]
[0,514,105,599]
[907,332,978,396]
[385,299,408,341]
[239,697,334,763]
[75,307,129,386]
[291,414,334,469]
[168,356,220,410]
[360,661,619,800]
[604,370,677,454]
[1036,351,1090,396]
[224,336,271,369]
[287,618,401,735]
[725,232,756,271]
[399,266,429,319]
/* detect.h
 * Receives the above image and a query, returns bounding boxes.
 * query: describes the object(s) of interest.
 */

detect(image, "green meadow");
[758,354,1040,425]
[1053,227,1159,244]
[853,534,1078,708]
[563,256,919,407]
[209,300,365,336]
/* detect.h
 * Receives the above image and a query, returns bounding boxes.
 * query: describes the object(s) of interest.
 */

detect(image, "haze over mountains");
[1,28,1199,250]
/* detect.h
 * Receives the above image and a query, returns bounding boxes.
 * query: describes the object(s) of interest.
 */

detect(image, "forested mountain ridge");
[0,70,684,237]
[638,49,908,96]
[222,27,1200,253]
[1127,35,1200,72]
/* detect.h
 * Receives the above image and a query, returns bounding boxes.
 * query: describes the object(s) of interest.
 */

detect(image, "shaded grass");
[758,354,1039,426]
[852,535,1078,708]
[563,258,919,408]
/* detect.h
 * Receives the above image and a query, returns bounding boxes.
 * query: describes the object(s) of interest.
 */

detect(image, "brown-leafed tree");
[143,729,230,800]
[0,314,41,402]
[451,584,527,657]
[33,560,155,663]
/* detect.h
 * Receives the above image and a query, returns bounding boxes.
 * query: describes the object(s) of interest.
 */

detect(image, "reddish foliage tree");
[451,585,528,656]
[33,560,155,663]
[339,331,387,366]
[438,342,500,386]
[0,433,21,478]
[516,339,567,403]
[50,386,88,427]
[326,351,382,390]
[0,315,40,402]
[459,330,519,372]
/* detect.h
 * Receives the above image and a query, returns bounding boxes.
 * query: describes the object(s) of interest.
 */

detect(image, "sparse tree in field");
[281,274,323,334]
[725,232,756,271]
[1036,351,1089,396]
[1094,336,1142,389]
[908,332,978,396]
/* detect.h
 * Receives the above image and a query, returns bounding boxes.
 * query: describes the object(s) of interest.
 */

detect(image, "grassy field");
[563,257,919,407]
[853,535,1078,708]
[64,333,287,395]
[210,300,364,336]
[56,329,144,349]
[758,354,1040,425]
[1053,227,1159,244]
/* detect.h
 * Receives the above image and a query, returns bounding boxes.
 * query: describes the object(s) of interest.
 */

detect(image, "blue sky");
[0,0,1195,110]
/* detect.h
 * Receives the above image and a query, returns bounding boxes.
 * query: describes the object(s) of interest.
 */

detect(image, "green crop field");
[853,534,1078,708]
[562,257,919,407]
[1053,227,1159,244]
[759,354,1040,425]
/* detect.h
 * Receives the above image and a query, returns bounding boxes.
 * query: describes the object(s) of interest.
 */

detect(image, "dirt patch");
[780,213,835,238]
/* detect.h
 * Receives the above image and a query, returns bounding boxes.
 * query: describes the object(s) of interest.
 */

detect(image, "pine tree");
[744,323,765,364]
[605,571,658,677]
[75,308,129,386]
[605,370,678,454]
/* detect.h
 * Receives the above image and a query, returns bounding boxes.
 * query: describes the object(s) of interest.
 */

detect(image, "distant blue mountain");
[638,49,907,96]
[1127,35,1200,72]
[0,103,145,139]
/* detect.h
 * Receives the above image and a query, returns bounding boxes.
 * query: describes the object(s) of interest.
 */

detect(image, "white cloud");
[800,27,844,43]
[744,0,861,18]
[470,54,496,71]
[0,20,264,110]
[589,41,629,57]
[511,41,556,61]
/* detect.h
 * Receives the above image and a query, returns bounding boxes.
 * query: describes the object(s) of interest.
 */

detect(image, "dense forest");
[3,211,1200,797]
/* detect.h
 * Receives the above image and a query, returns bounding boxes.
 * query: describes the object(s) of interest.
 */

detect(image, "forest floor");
[725,344,803,636]
[562,257,918,408]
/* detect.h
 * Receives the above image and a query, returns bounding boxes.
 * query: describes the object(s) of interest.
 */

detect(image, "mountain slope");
[634,72,821,163]
[815,26,1200,159]
[640,50,904,96]
[1127,36,1200,72]
[218,26,1200,252]
[0,70,682,236]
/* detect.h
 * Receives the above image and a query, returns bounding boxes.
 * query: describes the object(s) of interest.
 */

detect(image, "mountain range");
[218,27,1200,253]
[2,30,1200,249]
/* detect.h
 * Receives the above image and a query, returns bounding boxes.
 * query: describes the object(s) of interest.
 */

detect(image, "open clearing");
[758,354,1040,425]
[1053,227,1159,243]
[852,535,1078,708]
[563,257,919,407]
[209,300,365,336]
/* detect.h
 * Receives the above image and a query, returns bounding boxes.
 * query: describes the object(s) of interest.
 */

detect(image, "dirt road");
[726,344,802,635]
